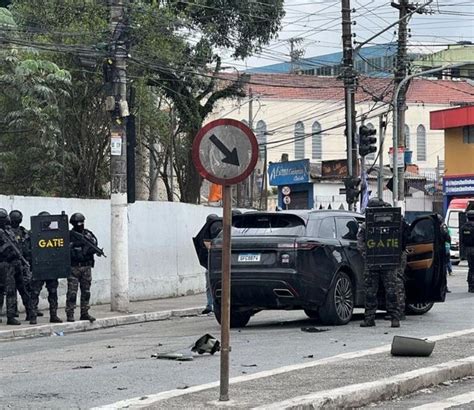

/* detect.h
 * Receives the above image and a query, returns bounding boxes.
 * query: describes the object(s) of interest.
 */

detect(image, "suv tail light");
[296,241,322,250]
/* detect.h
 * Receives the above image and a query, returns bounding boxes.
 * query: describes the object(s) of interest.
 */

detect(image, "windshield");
[231,213,306,237]
[447,211,460,230]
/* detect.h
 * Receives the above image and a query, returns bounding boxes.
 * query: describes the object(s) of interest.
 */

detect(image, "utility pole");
[289,37,304,74]
[341,0,358,210]
[248,88,254,208]
[109,0,129,312]
[378,114,387,199]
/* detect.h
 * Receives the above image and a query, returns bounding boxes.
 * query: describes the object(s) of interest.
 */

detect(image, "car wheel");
[214,305,252,328]
[406,302,434,315]
[303,309,319,319]
[319,271,354,325]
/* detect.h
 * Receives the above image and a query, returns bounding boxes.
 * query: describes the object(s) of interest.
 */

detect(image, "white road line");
[93,327,474,409]
[410,391,474,410]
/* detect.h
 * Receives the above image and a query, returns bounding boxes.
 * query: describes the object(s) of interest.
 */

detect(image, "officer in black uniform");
[357,198,401,328]
[66,213,99,322]
[29,211,62,324]
[0,209,22,325]
[8,210,34,323]
[460,210,474,293]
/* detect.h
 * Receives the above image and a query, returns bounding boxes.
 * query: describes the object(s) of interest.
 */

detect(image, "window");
[318,217,336,239]
[404,125,410,150]
[463,126,474,144]
[232,214,306,237]
[416,125,426,161]
[366,123,376,160]
[336,217,358,240]
[447,211,460,229]
[256,120,267,157]
[294,121,305,160]
[312,121,322,160]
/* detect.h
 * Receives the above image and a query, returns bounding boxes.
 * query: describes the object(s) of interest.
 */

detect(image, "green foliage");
[1,0,284,201]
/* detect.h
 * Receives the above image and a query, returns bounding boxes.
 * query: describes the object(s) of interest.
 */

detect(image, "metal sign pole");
[219,184,232,401]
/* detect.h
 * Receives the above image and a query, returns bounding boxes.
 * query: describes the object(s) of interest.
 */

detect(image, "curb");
[0,306,203,341]
[258,356,474,410]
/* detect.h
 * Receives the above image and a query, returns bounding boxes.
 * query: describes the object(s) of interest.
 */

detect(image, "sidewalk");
[100,331,474,409]
[0,293,205,341]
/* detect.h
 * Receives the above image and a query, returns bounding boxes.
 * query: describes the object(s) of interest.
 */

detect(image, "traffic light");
[359,125,377,157]
[344,177,361,205]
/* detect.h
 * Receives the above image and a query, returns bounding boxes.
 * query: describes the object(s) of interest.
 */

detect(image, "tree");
[6,0,285,202]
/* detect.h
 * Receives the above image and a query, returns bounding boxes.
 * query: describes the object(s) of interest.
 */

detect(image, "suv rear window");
[232,213,306,236]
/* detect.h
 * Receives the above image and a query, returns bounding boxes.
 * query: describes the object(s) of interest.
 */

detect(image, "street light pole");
[392,63,464,208]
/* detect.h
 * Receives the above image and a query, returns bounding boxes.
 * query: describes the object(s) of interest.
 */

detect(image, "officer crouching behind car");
[460,210,474,293]
[357,198,401,328]
[66,213,101,322]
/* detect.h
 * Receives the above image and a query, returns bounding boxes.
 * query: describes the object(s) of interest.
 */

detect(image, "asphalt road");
[0,264,472,409]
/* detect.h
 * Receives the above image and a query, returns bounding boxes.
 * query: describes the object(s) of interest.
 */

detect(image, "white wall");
[0,195,222,309]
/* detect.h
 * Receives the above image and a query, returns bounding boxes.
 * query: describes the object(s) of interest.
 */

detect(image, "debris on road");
[241,364,258,367]
[52,331,64,337]
[391,336,435,357]
[72,365,93,370]
[304,354,314,359]
[117,387,127,391]
[301,327,329,333]
[106,345,115,349]
[153,352,194,361]
[191,334,220,355]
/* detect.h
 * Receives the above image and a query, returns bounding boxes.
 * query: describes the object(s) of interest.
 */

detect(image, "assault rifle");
[0,228,30,269]
[70,230,107,258]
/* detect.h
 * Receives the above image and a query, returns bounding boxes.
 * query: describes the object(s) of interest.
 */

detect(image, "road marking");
[254,357,474,410]
[409,391,474,409]
[94,328,474,409]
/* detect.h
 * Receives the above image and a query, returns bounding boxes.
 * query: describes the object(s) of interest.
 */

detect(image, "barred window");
[294,121,305,160]
[417,125,426,161]
[312,121,322,160]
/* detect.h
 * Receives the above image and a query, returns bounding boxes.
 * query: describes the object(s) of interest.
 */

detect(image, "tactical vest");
[461,221,474,247]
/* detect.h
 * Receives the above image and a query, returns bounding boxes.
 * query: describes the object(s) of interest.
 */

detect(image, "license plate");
[238,253,261,262]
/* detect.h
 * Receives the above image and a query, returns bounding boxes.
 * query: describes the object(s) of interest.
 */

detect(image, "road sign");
[282,186,291,196]
[192,119,258,185]
[389,147,405,168]
[283,195,291,205]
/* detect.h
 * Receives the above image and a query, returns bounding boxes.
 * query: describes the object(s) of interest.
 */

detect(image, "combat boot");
[7,317,21,325]
[67,314,75,322]
[29,317,37,325]
[50,315,63,323]
[80,313,96,323]
[391,318,400,328]
[360,319,375,327]
[37,311,44,317]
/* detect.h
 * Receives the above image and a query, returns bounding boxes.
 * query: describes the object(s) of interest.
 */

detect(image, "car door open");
[405,215,447,304]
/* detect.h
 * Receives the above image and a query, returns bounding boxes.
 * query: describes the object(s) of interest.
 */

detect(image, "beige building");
[209,74,474,174]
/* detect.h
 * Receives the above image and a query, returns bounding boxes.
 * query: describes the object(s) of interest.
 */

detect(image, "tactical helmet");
[367,198,386,208]
[467,210,474,221]
[9,210,23,226]
[70,212,85,225]
[0,208,8,219]
[206,214,219,223]
[38,211,50,216]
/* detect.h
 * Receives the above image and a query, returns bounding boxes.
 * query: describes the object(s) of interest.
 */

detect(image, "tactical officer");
[29,211,62,324]
[460,210,474,292]
[66,213,99,322]
[357,198,401,328]
[0,209,21,325]
[8,210,34,323]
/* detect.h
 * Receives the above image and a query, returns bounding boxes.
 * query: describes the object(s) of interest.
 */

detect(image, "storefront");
[442,175,474,212]
[268,159,314,209]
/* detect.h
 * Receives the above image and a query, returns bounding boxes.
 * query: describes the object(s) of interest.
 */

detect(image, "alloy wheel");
[334,276,354,321]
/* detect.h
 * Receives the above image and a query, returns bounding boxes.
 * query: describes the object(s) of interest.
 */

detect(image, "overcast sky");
[225,0,474,71]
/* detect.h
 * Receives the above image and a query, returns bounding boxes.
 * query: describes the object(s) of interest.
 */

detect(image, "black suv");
[208,210,446,327]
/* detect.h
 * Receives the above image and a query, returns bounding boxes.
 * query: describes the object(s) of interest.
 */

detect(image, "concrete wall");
[0,195,222,309]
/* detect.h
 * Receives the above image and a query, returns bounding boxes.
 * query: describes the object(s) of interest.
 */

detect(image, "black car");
[208,210,446,327]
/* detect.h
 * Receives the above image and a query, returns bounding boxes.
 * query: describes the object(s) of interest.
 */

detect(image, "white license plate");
[238,253,261,262]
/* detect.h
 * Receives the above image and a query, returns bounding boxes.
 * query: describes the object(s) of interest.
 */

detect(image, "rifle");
[70,230,107,258]
[0,229,30,269]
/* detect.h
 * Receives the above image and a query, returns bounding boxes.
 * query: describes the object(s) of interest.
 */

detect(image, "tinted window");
[318,217,336,239]
[232,214,306,237]
[447,211,459,229]
[410,218,434,243]
[336,217,358,240]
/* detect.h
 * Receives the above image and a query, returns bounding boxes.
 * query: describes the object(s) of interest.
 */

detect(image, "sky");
[225,0,474,71]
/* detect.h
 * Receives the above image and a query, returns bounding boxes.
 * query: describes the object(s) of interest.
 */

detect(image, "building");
[430,105,474,211]
[210,73,474,174]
